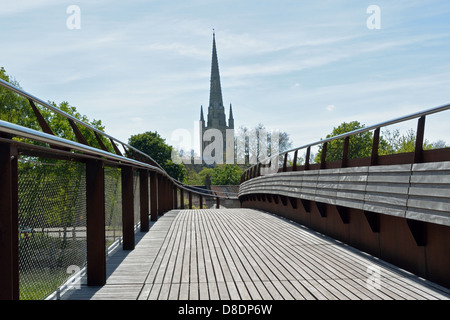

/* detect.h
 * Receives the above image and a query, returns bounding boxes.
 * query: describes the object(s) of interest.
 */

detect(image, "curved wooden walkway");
[61,209,450,300]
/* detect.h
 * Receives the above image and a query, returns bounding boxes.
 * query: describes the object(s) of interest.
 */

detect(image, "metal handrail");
[0,78,239,199]
[0,119,232,199]
[0,78,165,171]
[243,102,450,175]
[0,119,158,171]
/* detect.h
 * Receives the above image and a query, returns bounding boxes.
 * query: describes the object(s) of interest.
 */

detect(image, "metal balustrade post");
[170,181,174,210]
[0,142,19,300]
[139,169,149,232]
[320,142,328,169]
[149,171,158,221]
[173,186,178,209]
[167,180,171,210]
[68,118,89,146]
[414,116,426,164]
[86,159,106,286]
[163,176,168,213]
[305,147,311,170]
[292,150,298,171]
[162,176,168,213]
[121,166,135,250]
[342,136,350,168]
[157,173,163,215]
[28,100,54,136]
[371,128,380,166]
[180,188,184,209]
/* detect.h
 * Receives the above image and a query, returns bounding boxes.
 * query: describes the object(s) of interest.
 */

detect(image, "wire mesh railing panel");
[104,167,122,248]
[133,170,140,227]
[18,158,87,300]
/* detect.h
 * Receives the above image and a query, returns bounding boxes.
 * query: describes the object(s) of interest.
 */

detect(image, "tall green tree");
[314,121,448,163]
[128,131,186,181]
[314,121,378,163]
[382,128,447,154]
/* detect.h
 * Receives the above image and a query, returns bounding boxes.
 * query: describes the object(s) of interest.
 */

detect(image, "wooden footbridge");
[60,208,449,300]
[0,79,449,302]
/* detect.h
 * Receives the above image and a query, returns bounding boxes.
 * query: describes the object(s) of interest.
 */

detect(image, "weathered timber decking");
[61,208,450,300]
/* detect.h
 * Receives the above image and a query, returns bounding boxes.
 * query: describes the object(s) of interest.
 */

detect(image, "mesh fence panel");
[104,167,122,248]
[18,158,87,300]
[133,170,140,227]
[17,161,147,299]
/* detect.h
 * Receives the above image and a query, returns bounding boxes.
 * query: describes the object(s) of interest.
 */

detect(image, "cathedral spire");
[209,31,224,110]
[228,103,234,129]
[200,105,205,122]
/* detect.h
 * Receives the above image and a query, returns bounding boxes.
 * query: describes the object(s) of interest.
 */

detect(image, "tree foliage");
[128,131,186,181]
[1,67,110,151]
[315,121,377,162]
[185,165,243,185]
[208,164,243,185]
[314,120,448,163]
[235,123,292,165]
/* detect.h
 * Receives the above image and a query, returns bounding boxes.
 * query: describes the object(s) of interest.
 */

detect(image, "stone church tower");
[200,32,234,165]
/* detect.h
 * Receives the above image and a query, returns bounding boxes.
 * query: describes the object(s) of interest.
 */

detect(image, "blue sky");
[1,0,449,155]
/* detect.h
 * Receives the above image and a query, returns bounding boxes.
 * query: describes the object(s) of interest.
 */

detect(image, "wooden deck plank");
[212,210,288,283]
[61,208,450,301]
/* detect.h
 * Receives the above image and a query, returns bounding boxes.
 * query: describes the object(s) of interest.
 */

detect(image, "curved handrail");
[0,78,238,199]
[242,102,450,180]
[0,78,164,169]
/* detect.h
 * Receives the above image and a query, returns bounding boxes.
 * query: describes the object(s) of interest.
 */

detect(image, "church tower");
[200,32,235,165]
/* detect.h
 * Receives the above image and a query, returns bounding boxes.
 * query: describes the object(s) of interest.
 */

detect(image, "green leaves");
[128,131,187,181]
[186,165,243,186]
[208,164,243,185]
[314,121,448,163]
[1,67,109,151]
[315,121,373,163]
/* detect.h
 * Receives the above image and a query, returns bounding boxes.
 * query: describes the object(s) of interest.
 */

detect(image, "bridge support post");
[86,160,106,286]
[414,116,426,164]
[149,171,158,221]
[164,177,170,212]
[161,176,169,214]
[157,174,163,215]
[216,197,220,209]
[0,143,19,300]
[139,169,149,232]
[180,189,184,209]
[121,166,135,250]
[189,192,193,209]
[173,185,178,209]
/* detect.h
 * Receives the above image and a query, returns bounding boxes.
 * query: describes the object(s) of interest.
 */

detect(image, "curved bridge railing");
[0,79,234,300]
[239,104,450,289]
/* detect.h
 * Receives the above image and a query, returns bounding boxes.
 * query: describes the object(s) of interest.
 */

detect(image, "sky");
[1,0,450,157]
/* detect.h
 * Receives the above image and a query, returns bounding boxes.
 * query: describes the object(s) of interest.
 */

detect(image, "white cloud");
[326,104,336,112]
